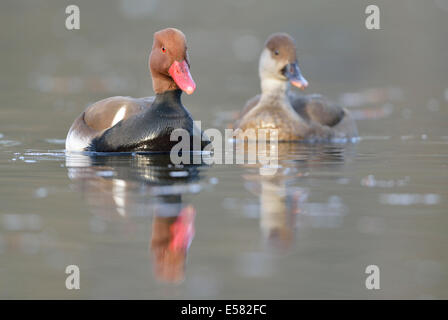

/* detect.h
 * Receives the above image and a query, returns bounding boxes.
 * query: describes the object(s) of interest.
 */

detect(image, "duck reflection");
[151,204,195,283]
[240,143,354,250]
[66,152,207,283]
[244,168,307,251]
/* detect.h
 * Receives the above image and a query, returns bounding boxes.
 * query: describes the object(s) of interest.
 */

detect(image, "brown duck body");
[66,96,154,151]
[235,93,308,141]
[235,92,357,141]
[233,33,358,142]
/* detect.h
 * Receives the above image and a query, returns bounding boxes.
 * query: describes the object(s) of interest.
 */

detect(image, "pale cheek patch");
[111,106,127,127]
[259,49,283,80]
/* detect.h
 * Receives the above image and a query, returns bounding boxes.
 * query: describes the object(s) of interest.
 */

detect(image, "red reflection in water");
[150,205,196,283]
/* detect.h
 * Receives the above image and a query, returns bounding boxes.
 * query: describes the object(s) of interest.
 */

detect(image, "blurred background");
[0,0,447,299]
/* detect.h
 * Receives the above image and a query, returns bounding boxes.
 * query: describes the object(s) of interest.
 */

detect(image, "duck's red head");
[149,28,196,95]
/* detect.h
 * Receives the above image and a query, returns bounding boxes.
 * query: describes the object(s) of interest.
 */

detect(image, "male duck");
[233,33,358,141]
[66,28,205,152]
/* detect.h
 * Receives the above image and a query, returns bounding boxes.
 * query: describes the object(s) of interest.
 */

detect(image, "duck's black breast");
[89,90,200,152]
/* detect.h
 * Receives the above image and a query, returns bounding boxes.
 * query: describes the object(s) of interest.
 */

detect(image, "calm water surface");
[0,0,447,299]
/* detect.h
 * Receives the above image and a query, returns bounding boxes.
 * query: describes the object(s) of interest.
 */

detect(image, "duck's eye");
[161,47,166,53]
[274,50,279,55]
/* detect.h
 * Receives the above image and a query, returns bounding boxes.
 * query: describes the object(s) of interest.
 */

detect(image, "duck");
[66,28,206,152]
[233,33,358,142]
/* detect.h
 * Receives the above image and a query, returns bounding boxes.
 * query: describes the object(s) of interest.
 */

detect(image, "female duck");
[66,28,205,152]
[233,33,358,142]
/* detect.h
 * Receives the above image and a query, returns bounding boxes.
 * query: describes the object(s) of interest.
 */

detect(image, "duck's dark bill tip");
[290,77,309,90]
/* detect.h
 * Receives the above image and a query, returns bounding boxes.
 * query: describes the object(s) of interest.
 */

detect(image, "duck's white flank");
[65,130,89,152]
[111,105,127,127]
[258,49,289,96]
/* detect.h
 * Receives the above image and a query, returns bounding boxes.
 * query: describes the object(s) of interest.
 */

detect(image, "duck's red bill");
[290,75,309,90]
[168,60,196,95]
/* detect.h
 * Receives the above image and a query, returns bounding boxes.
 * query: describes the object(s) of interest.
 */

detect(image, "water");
[1,0,447,299]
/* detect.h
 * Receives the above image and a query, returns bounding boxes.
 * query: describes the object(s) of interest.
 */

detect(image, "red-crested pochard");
[233,33,358,142]
[66,28,205,152]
